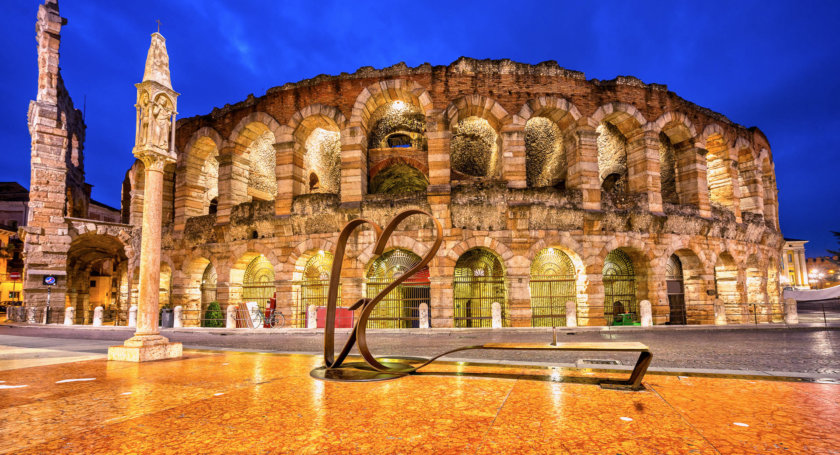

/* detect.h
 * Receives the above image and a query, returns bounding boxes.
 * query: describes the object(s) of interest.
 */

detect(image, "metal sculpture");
[310,209,652,390]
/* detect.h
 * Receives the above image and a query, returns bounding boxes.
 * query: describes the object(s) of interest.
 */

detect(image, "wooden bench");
[435,341,652,390]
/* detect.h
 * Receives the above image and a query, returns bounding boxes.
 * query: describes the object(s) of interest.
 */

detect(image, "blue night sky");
[1,1,839,256]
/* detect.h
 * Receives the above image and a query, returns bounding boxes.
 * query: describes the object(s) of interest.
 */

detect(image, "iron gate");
[603,249,637,323]
[529,247,577,327]
[365,249,430,329]
[666,254,687,325]
[454,248,507,328]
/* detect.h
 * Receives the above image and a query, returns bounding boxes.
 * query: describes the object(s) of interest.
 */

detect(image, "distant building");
[0,182,30,229]
[805,255,840,290]
[0,225,24,303]
[781,239,810,289]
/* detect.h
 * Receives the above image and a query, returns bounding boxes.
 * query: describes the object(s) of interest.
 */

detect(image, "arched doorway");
[242,255,275,311]
[454,248,507,328]
[365,249,430,329]
[714,252,740,323]
[200,263,217,324]
[530,248,576,327]
[603,249,637,324]
[666,254,687,325]
[294,251,335,328]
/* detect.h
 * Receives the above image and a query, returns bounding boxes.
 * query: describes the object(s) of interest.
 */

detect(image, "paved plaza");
[1,342,838,454]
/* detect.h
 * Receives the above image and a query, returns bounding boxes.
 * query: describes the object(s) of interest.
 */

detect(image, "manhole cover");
[577,359,621,365]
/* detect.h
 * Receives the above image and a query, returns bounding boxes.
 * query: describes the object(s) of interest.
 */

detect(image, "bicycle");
[250,306,286,328]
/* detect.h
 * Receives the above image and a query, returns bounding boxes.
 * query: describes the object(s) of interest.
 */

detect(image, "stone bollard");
[784,298,799,325]
[713,299,727,325]
[173,305,183,328]
[26,306,37,324]
[64,307,75,325]
[226,304,237,329]
[92,306,104,327]
[565,301,577,328]
[128,304,138,328]
[491,302,502,329]
[307,304,317,329]
[640,300,652,327]
[419,303,430,329]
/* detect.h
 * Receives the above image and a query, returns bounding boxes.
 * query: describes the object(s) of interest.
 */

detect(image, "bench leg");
[626,351,652,390]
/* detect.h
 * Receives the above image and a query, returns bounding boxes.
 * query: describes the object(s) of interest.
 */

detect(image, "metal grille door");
[242,255,275,311]
[453,248,507,328]
[530,248,576,327]
[666,254,686,325]
[603,249,637,323]
[366,249,430,329]
[293,252,335,328]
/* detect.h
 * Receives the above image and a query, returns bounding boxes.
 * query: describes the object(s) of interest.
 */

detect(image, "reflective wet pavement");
[1,348,838,454]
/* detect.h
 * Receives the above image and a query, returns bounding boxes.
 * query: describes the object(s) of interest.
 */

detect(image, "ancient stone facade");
[21,0,133,323]
[116,57,783,328]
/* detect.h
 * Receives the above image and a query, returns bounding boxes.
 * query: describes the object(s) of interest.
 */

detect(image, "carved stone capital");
[136,151,174,172]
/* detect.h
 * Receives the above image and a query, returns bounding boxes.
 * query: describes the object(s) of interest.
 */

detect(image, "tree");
[203,301,224,328]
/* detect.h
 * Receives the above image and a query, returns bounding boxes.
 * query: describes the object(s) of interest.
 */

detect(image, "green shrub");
[203,301,224,328]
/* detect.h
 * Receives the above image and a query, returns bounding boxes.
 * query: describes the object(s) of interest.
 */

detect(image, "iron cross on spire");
[156,19,161,33]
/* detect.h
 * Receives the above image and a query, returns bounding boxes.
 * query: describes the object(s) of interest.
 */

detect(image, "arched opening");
[200,263,217,324]
[365,249,430,329]
[247,131,278,201]
[368,163,429,195]
[450,116,501,179]
[293,251,335,328]
[714,252,740,323]
[242,255,275,312]
[525,117,566,188]
[529,247,576,327]
[454,248,507,328]
[208,197,218,215]
[367,101,427,151]
[666,254,686,325]
[303,127,341,194]
[65,233,128,325]
[659,133,679,204]
[596,122,629,200]
[603,249,637,324]
[705,133,735,212]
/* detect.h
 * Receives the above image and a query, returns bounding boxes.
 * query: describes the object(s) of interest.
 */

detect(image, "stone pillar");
[507,275,532,327]
[674,143,712,217]
[565,301,577,328]
[419,303,430,329]
[274,140,300,216]
[307,304,317,329]
[64,306,75,325]
[429,275,454,328]
[173,305,183,328]
[226,304,237,329]
[566,128,601,211]
[713,298,727,325]
[92,306,103,326]
[215,150,249,224]
[639,300,652,327]
[128,304,137,328]
[501,127,526,189]
[491,302,502,329]
[784,298,798,325]
[626,130,663,213]
[339,129,365,208]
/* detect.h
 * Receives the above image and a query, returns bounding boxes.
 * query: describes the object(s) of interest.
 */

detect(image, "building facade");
[22,0,784,327]
[805,256,839,290]
[781,239,809,289]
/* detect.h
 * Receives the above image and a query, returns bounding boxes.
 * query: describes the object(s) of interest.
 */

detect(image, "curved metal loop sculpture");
[320,209,442,377]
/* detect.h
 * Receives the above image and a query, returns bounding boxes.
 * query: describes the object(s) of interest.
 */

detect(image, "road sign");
[9,272,21,280]
[43,275,57,286]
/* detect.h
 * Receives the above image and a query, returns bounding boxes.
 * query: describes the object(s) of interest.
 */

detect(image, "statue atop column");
[108,30,181,362]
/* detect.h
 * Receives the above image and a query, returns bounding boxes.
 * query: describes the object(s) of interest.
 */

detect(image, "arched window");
[525,117,566,188]
[530,248,576,327]
[294,251,335,327]
[603,249,637,323]
[242,255,275,311]
[200,263,217,322]
[454,248,506,327]
[366,249,430,329]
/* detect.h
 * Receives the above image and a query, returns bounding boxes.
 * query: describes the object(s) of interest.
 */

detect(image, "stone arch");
[65,231,129,325]
[230,251,278,311]
[284,104,346,197]
[650,112,698,205]
[177,127,223,223]
[600,246,651,324]
[362,247,431,329]
[700,124,737,213]
[368,158,430,195]
[182,256,215,327]
[445,236,515,276]
[529,246,582,327]
[592,103,646,196]
[736,139,764,216]
[453,246,508,327]
[227,112,283,203]
[445,95,510,180]
[349,79,434,133]
[662,245,709,324]
[519,98,581,188]
[759,151,778,228]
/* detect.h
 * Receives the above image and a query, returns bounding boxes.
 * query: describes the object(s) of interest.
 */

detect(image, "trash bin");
[160,308,174,328]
